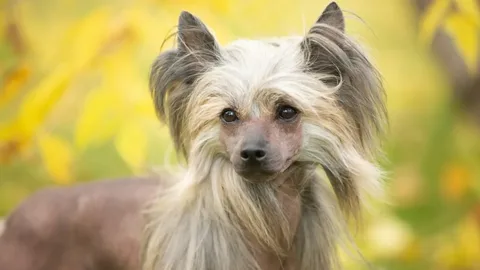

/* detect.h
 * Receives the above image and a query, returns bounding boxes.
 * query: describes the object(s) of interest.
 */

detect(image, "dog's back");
[0,178,159,270]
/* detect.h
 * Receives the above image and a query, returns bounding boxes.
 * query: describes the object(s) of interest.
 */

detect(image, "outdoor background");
[0,0,479,269]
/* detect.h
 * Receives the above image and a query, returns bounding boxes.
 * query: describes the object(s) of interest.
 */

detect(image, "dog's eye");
[221,109,239,123]
[277,105,298,121]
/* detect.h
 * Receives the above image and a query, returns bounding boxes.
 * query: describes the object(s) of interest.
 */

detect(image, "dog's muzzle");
[235,136,278,180]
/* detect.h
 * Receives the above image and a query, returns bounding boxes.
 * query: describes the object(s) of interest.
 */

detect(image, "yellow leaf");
[102,60,156,120]
[0,65,30,107]
[455,0,480,26]
[61,8,112,71]
[419,0,451,44]
[441,163,471,201]
[160,0,231,13]
[15,65,72,142]
[114,122,147,171]
[443,12,479,74]
[434,215,480,268]
[0,125,26,163]
[75,86,125,149]
[124,7,177,51]
[457,215,480,263]
[399,240,422,262]
[38,133,74,185]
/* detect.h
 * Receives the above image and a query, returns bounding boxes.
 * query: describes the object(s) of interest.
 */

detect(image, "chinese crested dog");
[142,2,387,270]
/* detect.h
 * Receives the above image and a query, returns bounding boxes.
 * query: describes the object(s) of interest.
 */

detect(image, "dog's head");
[150,1,386,205]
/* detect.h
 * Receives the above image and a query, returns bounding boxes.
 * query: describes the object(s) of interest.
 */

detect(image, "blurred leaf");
[419,0,450,44]
[15,65,72,142]
[114,121,147,171]
[162,0,232,14]
[441,163,472,201]
[455,0,480,26]
[443,11,479,74]
[60,8,112,71]
[433,215,480,268]
[0,40,20,78]
[0,64,30,107]
[398,240,423,263]
[458,215,480,265]
[38,132,74,184]
[75,86,125,149]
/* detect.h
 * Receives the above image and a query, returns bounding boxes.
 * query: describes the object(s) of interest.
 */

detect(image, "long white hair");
[142,2,387,270]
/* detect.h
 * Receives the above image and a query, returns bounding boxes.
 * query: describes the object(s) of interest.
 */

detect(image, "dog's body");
[0,178,159,270]
[0,2,386,270]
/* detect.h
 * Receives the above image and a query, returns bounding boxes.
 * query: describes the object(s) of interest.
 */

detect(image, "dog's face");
[150,2,386,190]
[183,36,326,182]
[218,96,303,181]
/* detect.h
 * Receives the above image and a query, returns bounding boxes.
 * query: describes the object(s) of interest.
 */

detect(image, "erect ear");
[301,2,347,85]
[314,2,345,32]
[149,12,220,158]
[177,11,219,56]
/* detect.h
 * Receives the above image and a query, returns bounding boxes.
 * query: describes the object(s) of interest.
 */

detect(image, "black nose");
[240,148,266,162]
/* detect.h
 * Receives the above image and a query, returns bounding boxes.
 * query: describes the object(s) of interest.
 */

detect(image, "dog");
[0,2,386,270]
[142,2,386,270]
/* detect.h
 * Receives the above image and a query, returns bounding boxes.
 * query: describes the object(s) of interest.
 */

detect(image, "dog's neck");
[208,165,315,270]
[249,168,307,270]
[208,162,315,269]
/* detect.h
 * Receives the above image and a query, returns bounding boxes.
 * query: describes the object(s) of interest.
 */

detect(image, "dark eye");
[221,109,239,123]
[277,105,298,121]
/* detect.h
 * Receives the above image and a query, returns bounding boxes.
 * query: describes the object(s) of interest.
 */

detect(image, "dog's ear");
[315,2,344,32]
[150,12,220,158]
[301,2,386,219]
[177,11,219,58]
[303,1,386,151]
[302,2,346,85]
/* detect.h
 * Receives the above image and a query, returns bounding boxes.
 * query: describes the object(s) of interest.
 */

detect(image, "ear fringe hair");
[149,30,222,158]
[301,22,387,220]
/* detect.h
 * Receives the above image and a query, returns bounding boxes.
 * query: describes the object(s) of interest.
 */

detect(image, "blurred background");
[0,0,479,269]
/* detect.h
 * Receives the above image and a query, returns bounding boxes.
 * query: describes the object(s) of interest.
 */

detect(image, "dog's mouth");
[233,157,297,183]
[236,169,278,183]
